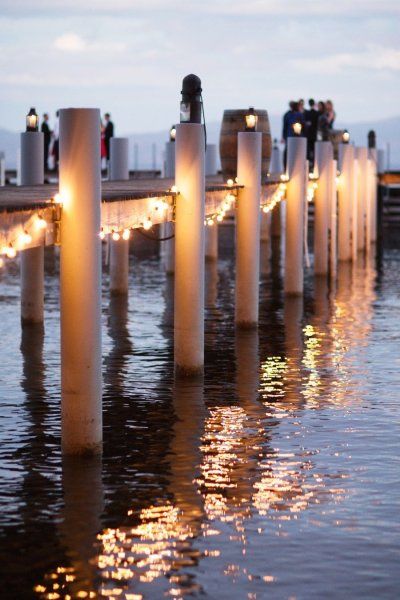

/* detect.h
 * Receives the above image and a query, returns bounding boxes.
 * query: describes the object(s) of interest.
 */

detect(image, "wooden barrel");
[219,109,272,180]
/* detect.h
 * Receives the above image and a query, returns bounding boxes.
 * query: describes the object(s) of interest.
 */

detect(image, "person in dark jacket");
[104,113,114,161]
[41,113,52,170]
[304,99,319,166]
[282,102,305,168]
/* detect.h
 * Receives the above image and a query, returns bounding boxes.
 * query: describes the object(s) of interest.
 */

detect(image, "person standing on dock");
[41,113,52,171]
[52,110,60,171]
[104,113,114,162]
[282,101,305,168]
[304,99,319,166]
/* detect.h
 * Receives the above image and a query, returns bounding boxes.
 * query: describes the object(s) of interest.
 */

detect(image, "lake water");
[0,226,399,599]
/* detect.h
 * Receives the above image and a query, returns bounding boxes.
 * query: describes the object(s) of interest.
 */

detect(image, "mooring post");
[109,137,130,295]
[0,152,5,186]
[205,223,218,261]
[337,143,354,261]
[235,129,262,327]
[368,148,378,244]
[270,139,283,238]
[355,147,368,251]
[162,128,175,274]
[330,159,338,278]
[20,125,45,326]
[314,141,332,276]
[174,75,205,375]
[285,136,307,295]
[59,108,102,454]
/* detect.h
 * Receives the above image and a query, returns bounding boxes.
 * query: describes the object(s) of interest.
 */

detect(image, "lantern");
[342,130,350,144]
[245,107,258,131]
[170,125,176,142]
[180,74,202,124]
[26,107,39,132]
[292,122,302,136]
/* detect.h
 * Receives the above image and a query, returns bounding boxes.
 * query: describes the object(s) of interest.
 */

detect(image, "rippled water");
[0,226,399,599]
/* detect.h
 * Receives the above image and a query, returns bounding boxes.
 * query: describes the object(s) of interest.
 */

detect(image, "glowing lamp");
[245,107,258,132]
[112,231,120,241]
[342,130,350,144]
[292,122,302,136]
[26,107,39,132]
[122,229,130,240]
[170,125,176,142]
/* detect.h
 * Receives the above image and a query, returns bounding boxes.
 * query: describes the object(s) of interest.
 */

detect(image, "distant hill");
[1,114,399,170]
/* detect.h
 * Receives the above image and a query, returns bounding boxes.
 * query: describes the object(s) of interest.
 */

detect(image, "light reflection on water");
[0,230,399,599]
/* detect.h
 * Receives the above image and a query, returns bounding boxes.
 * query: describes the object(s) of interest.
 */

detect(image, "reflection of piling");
[59,456,104,594]
[20,131,45,326]
[60,108,102,455]
[355,147,368,251]
[205,258,218,308]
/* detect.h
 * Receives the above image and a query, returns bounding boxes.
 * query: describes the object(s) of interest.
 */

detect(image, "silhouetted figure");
[104,113,114,161]
[41,113,52,171]
[52,110,60,171]
[317,101,330,141]
[304,98,319,166]
[326,100,336,129]
[282,101,305,168]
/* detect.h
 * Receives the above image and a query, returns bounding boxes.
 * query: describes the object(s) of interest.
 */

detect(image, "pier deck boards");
[0,176,241,214]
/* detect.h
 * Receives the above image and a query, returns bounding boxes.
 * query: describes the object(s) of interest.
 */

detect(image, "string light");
[207,218,214,226]
[122,228,130,240]
[112,231,120,241]
[6,245,16,259]
[99,228,106,240]
[36,215,47,230]
[143,218,152,230]
[227,179,234,187]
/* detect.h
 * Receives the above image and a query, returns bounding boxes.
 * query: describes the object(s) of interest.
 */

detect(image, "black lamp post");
[26,107,39,132]
[368,130,376,149]
[180,74,202,124]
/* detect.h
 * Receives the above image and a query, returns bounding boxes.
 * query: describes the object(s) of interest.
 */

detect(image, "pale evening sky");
[0,0,399,133]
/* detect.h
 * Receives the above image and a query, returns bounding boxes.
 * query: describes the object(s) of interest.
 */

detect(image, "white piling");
[0,152,5,186]
[20,131,44,325]
[270,142,283,238]
[330,159,338,278]
[205,144,218,176]
[205,223,218,261]
[355,147,368,251]
[109,138,130,295]
[59,108,102,454]
[337,144,354,261]
[235,131,262,327]
[352,155,358,262]
[369,148,378,244]
[314,141,332,276]
[285,137,307,295]
[174,123,205,374]
[165,141,175,178]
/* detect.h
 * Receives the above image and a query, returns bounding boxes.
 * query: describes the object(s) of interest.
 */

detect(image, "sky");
[0,0,399,133]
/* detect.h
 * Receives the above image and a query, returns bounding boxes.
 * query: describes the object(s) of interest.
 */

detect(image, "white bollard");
[205,223,218,261]
[20,131,44,325]
[165,141,175,178]
[285,137,307,295]
[0,152,5,186]
[59,108,102,454]
[330,159,338,278]
[369,148,378,244]
[337,144,354,261]
[270,142,283,238]
[205,144,218,176]
[352,155,358,262]
[109,138,130,295]
[355,147,368,251]
[174,123,205,374]
[109,137,129,181]
[377,149,385,174]
[314,141,332,276]
[235,131,262,327]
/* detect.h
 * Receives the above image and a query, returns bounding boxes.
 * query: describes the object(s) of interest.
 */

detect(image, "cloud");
[54,32,86,52]
[291,44,400,73]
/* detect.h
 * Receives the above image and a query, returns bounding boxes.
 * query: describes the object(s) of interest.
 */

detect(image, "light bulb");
[112,231,120,241]
[262,206,269,213]
[207,218,214,226]
[19,231,32,245]
[122,229,130,240]
[143,218,152,230]
[217,214,224,222]
[36,216,47,230]
[170,185,178,194]
[99,229,106,240]
[227,179,234,187]
[6,245,16,258]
